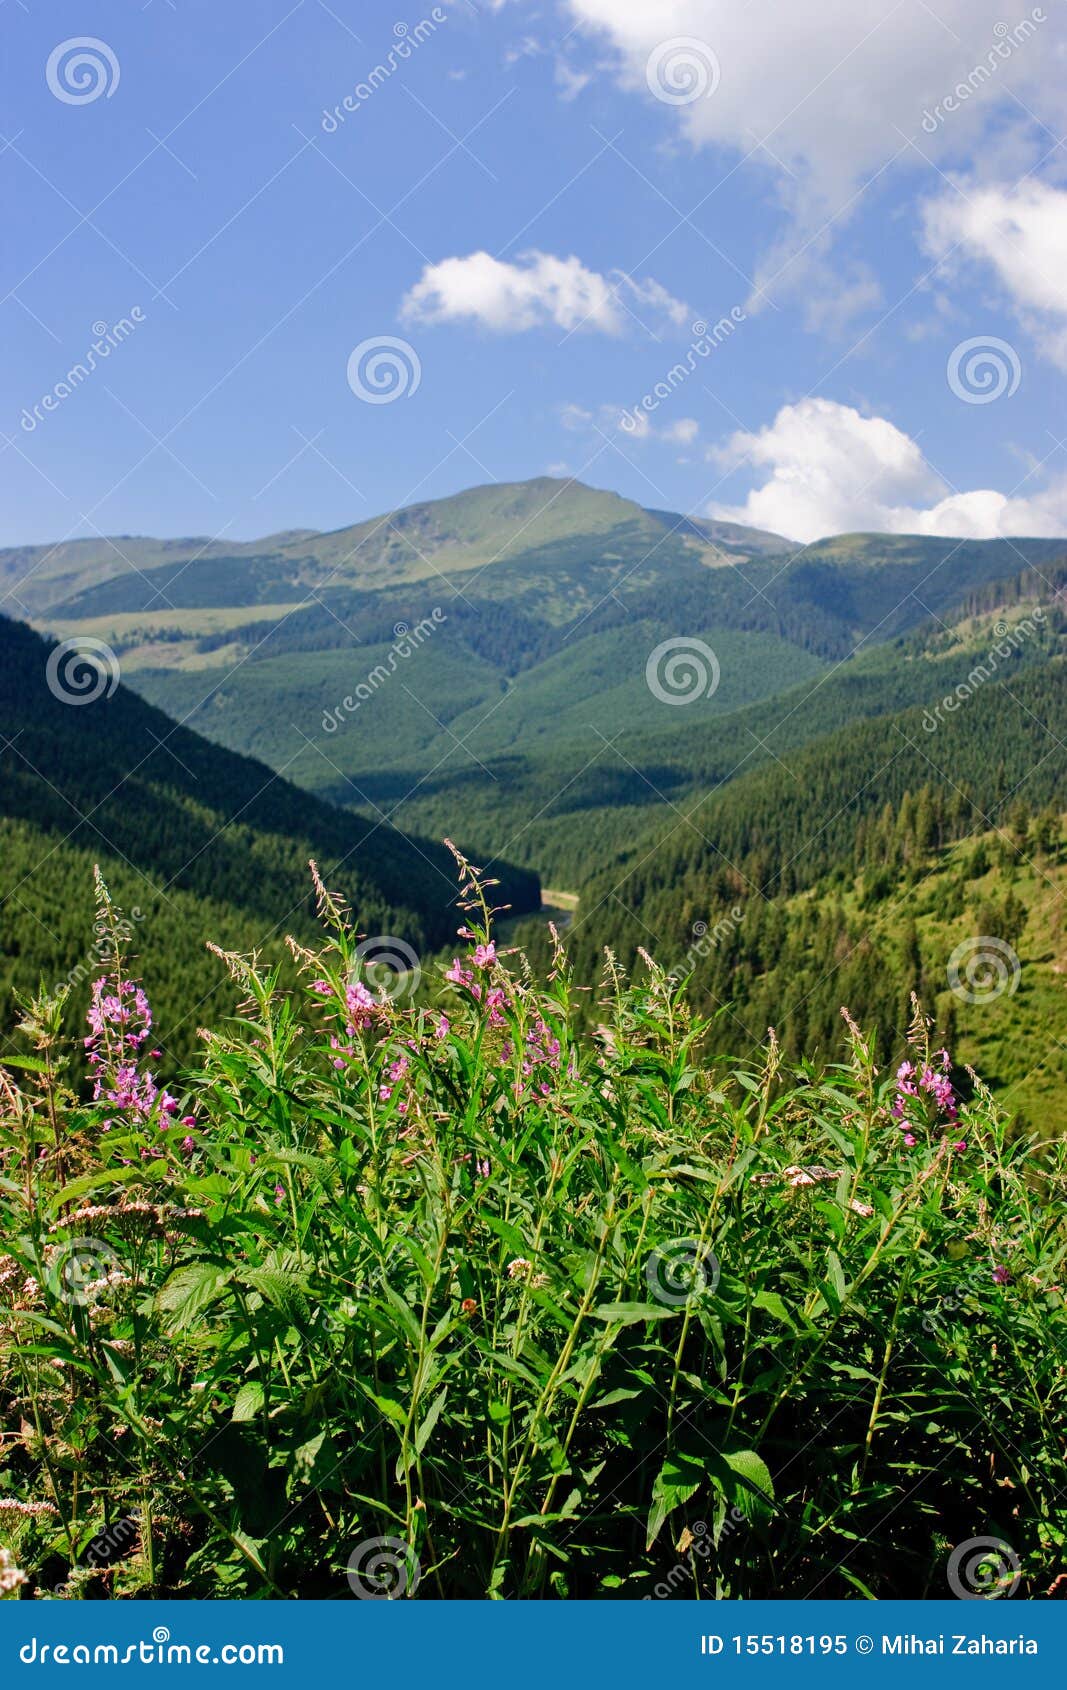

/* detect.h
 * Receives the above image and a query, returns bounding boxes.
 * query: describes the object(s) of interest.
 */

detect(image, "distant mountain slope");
[10,478,766,619]
[14,478,1067,904]
[0,615,539,1057]
[563,650,1067,990]
[288,568,1067,886]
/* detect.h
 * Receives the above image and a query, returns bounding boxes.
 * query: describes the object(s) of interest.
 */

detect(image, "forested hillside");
[0,615,538,1063]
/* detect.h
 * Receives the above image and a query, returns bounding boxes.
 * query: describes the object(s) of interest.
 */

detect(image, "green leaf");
[753,1290,798,1332]
[722,1448,774,1511]
[291,1430,334,1488]
[158,1263,232,1331]
[367,1392,408,1429]
[414,1387,447,1457]
[592,1302,681,1325]
[647,1451,704,1549]
[232,1381,265,1423]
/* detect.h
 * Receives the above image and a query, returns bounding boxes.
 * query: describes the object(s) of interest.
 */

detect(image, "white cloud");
[401,250,689,334]
[503,34,543,65]
[555,59,592,100]
[559,0,1064,312]
[921,179,1067,369]
[662,417,699,444]
[709,397,1067,541]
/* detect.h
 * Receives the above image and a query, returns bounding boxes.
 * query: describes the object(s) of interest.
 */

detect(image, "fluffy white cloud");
[401,250,689,335]
[921,179,1067,369]
[562,1,1061,211]
[709,397,1067,541]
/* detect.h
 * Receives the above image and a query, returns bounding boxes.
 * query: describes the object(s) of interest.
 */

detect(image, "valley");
[3,475,1066,1124]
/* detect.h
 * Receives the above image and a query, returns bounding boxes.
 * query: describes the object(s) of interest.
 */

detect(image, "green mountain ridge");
[0,614,539,1063]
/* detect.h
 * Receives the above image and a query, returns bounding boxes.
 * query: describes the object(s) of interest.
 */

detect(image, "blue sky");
[3,0,1066,548]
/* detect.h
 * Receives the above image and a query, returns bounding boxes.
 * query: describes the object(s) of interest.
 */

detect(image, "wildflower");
[903,1132,917,1147]
[446,957,473,988]
[345,980,379,1029]
[460,1297,478,1317]
[992,1264,1012,1286]
[507,1257,532,1279]
[472,941,496,970]
[311,980,332,995]
[273,1184,285,1206]
[434,1014,450,1040]
[180,1115,196,1128]
[0,1548,26,1594]
[180,1137,194,1155]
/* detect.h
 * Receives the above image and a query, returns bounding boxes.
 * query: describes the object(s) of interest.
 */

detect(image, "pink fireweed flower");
[85,976,183,1137]
[344,980,379,1028]
[485,986,509,1027]
[273,1183,285,1206]
[446,957,473,988]
[434,1014,450,1040]
[992,1264,1012,1286]
[472,941,496,970]
[892,1043,959,1146]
